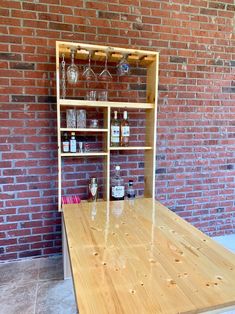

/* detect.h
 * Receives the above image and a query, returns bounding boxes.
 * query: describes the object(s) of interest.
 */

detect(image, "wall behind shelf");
[0,0,235,262]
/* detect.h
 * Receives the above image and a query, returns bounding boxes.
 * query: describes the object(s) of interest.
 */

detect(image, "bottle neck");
[123,111,127,120]
[115,169,120,177]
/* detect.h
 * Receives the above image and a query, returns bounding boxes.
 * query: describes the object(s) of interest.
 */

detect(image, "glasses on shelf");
[67,48,79,85]
[117,53,130,76]
[98,52,112,81]
[82,51,97,81]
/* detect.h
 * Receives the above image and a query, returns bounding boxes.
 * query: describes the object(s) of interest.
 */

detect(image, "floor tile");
[0,282,37,314]
[0,259,39,287]
[35,279,77,314]
[38,256,63,281]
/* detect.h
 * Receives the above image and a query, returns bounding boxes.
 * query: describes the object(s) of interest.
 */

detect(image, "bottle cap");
[115,165,120,171]
[128,180,133,186]
[90,178,97,183]
[71,132,75,135]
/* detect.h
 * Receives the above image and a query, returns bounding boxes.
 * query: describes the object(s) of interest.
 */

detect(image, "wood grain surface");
[63,198,235,314]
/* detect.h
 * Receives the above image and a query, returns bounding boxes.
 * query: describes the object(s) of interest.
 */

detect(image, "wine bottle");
[111,111,120,147]
[120,111,130,147]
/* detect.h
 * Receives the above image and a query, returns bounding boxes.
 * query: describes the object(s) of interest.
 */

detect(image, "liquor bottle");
[62,132,69,153]
[110,111,120,147]
[127,180,136,199]
[120,111,130,147]
[111,165,125,201]
[70,132,76,153]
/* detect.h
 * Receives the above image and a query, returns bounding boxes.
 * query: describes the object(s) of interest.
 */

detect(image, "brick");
[11,95,36,102]
[10,62,35,70]
[0,52,21,60]
[49,22,72,31]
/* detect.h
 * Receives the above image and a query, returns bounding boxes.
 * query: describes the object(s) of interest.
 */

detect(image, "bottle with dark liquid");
[127,180,136,199]
[62,132,69,153]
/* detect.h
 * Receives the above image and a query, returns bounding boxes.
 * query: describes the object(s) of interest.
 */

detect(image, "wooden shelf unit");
[56,41,159,210]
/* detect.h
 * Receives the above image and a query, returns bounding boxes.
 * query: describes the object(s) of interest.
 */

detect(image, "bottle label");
[112,186,124,198]
[121,126,130,137]
[63,141,69,152]
[70,140,76,153]
[111,126,120,143]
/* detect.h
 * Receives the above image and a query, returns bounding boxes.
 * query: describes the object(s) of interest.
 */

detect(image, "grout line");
[33,281,39,314]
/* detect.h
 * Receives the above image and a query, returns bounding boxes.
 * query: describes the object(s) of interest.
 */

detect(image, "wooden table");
[63,198,235,314]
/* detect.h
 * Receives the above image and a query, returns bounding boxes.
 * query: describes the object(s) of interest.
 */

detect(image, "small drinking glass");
[90,119,98,128]
[86,90,96,101]
[98,91,108,101]
[67,48,79,85]
[78,142,83,153]
[66,109,76,128]
[77,110,86,128]
[117,54,130,76]
[98,52,112,81]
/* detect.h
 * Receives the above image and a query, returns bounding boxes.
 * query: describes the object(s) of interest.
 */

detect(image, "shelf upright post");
[144,52,159,199]
[56,42,62,211]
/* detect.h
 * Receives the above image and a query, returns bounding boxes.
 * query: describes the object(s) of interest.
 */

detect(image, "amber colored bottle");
[120,111,130,147]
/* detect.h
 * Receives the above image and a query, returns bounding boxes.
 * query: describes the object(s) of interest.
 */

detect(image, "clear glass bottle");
[127,180,136,199]
[121,111,130,147]
[70,132,76,153]
[62,132,69,153]
[111,165,125,201]
[111,111,120,147]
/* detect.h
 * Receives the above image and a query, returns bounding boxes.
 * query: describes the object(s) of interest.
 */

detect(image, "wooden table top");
[63,198,235,314]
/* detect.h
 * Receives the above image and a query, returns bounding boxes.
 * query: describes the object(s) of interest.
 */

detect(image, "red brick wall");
[0,0,235,261]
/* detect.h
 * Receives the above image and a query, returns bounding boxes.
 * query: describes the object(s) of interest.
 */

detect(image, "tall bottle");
[110,111,120,147]
[70,132,76,153]
[120,111,130,147]
[62,132,69,153]
[111,165,125,201]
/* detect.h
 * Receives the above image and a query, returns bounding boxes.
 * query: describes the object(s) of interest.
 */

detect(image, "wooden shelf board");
[109,146,152,151]
[59,99,154,109]
[61,152,108,157]
[60,128,108,132]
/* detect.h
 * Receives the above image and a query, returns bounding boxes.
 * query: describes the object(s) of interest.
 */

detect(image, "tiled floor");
[0,256,77,314]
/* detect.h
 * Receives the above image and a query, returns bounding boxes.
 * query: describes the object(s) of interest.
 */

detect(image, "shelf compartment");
[61,152,108,157]
[109,146,152,151]
[60,128,108,132]
[59,99,154,109]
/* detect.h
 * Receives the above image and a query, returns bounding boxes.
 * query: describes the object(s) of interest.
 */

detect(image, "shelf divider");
[60,128,108,132]
[61,152,108,157]
[59,99,154,109]
[109,146,152,151]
